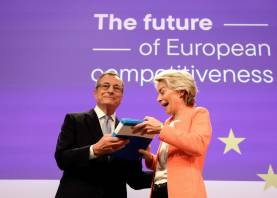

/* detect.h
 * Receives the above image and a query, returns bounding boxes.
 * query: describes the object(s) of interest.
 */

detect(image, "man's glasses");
[96,83,123,93]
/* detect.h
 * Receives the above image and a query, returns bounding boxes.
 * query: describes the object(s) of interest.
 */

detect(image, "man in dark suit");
[55,71,152,198]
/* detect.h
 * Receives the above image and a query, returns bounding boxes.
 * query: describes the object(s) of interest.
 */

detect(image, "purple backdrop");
[0,0,276,181]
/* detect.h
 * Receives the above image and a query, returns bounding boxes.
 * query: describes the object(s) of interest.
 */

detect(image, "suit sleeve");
[55,114,91,170]
[159,107,212,157]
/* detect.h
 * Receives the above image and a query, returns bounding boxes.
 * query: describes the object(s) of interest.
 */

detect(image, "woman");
[134,69,212,198]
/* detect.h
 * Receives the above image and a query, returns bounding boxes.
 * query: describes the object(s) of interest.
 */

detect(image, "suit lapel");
[115,117,119,128]
[86,109,103,142]
[86,109,120,138]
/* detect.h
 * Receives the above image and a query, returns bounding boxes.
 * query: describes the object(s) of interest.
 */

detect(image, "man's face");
[94,75,123,110]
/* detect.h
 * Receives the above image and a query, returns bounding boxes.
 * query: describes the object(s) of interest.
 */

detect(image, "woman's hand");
[139,146,153,168]
[133,116,163,135]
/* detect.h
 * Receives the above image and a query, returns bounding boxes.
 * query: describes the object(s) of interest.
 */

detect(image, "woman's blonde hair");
[154,69,198,106]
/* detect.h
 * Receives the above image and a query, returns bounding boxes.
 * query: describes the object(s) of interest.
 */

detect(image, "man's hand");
[93,134,129,156]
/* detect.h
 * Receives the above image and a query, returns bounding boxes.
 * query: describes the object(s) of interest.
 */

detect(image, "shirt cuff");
[89,145,98,159]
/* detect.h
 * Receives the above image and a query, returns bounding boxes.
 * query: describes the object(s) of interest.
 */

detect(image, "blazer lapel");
[115,117,119,128]
[86,109,103,142]
[86,109,119,139]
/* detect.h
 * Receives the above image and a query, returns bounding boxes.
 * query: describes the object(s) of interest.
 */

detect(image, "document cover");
[112,118,154,160]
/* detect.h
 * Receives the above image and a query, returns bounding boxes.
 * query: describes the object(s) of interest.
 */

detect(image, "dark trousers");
[152,183,168,198]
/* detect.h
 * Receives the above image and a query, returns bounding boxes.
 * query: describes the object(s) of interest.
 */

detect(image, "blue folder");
[112,118,153,160]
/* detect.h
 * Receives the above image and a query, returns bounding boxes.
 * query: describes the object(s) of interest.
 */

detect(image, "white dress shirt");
[89,105,116,159]
[154,141,168,184]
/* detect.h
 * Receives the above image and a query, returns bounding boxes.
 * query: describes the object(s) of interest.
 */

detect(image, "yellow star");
[257,165,277,190]
[218,128,246,154]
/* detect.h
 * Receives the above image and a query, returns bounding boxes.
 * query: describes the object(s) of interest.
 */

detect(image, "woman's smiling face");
[156,81,184,115]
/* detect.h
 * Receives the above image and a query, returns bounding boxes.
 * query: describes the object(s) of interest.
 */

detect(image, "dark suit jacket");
[55,109,152,198]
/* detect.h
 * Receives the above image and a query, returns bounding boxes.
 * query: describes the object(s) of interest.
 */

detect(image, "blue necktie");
[103,115,113,161]
[103,115,112,134]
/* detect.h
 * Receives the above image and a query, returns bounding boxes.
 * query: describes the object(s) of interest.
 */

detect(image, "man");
[55,71,152,198]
